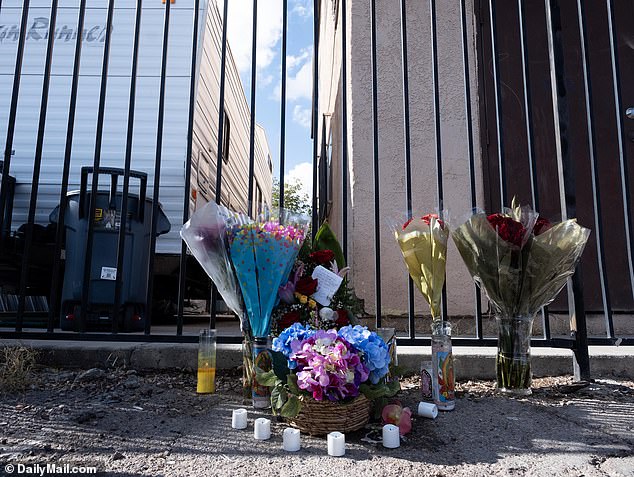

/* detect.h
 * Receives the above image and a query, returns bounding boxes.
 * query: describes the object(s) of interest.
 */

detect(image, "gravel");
[0,368,632,476]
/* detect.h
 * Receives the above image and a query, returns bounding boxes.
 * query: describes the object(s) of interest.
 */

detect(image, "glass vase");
[252,336,272,409]
[197,329,216,394]
[496,314,535,395]
[431,321,455,411]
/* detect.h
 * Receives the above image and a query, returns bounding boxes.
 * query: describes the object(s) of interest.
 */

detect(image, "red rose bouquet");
[451,199,590,394]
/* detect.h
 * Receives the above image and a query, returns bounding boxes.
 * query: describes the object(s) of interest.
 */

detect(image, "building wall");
[318,0,485,317]
[190,1,273,216]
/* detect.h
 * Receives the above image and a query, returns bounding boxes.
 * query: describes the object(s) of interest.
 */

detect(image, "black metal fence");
[0,0,631,381]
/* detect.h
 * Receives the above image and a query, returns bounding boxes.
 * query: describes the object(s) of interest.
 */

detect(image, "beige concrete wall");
[318,0,485,317]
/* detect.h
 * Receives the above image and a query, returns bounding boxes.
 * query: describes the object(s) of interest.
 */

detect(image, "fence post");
[544,0,590,381]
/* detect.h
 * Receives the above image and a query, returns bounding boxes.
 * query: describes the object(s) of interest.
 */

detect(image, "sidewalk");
[1,339,632,379]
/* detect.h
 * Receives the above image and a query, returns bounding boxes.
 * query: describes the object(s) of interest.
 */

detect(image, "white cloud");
[273,47,313,101]
[219,0,283,73]
[292,104,312,129]
[291,0,312,20]
[285,162,313,199]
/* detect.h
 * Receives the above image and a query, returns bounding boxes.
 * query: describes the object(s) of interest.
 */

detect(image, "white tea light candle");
[382,424,400,448]
[417,401,439,419]
[231,408,248,429]
[254,418,271,440]
[327,431,345,456]
[282,428,301,452]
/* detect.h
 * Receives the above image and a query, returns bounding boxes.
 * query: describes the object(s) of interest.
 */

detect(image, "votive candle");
[417,401,439,419]
[282,428,301,452]
[231,408,248,429]
[254,418,271,440]
[382,424,400,449]
[327,431,345,456]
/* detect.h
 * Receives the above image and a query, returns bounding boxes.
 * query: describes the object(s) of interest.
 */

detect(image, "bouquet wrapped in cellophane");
[181,203,310,403]
[393,214,449,320]
[451,200,590,392]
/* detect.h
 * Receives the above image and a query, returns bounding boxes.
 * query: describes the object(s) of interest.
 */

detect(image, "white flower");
[319,307,336,322]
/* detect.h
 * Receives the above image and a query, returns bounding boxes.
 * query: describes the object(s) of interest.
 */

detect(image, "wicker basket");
[288,394,371,436]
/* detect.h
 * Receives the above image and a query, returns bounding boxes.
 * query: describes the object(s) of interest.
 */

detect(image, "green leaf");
[256,370,279,387]
[360,379,402,400]
[287,374,300,395]
[280,395,302,418]
[270,350,291,381]
[359,383,389,400]
[271,386,288,410]
[313,222,346,268]
[385,379,402,397]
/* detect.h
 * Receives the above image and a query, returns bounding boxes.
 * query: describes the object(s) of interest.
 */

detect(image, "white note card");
[311,265,344,306]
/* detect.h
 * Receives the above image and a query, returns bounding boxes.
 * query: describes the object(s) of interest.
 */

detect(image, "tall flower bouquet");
[181,203,310,404]
[451,200,590,394]
[393,214,449,320]
[393,213,455,408]
[257,323,397,435]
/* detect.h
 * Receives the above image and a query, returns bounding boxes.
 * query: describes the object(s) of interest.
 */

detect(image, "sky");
[218,0,315,200]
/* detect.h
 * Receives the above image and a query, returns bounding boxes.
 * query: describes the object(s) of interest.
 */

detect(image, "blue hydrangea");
[272,323,315,369]
[338,325,390,384]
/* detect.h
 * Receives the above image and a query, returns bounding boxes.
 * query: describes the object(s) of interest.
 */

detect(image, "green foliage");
[313,222,346,268]
[272,178,312,216]
[359,379,401,400]
[280,394,301,418]
[256,369,279,387]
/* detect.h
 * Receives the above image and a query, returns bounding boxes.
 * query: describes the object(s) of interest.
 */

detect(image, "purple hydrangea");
[338,325,390,384]
[290,330,370,401]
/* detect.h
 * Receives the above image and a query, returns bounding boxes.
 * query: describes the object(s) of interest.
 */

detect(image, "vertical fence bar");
[144,0,171,335]
[545,0,590,379]
[201,0,227,333]
[399,0,415,339]
[15,0,58,332]
[488,0,507,207]
[176,0,204,334]
[279,0,288,211]
[79,0,116,332]
[369,0,382,328]
[576,0,614,338]
[312,0,319,235]
[607,0,634,304]
[112,0,143,333]
[214,0,229,204]
[247,0,258,209]
[341,0,348,262]
[0,0,30,244]
[429,0,448,323]
[459,0,484,338]
[517,0,550,340]
[48,0,87,332]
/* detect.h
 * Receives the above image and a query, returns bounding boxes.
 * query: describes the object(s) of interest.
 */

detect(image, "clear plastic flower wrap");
[450,202,590,317]
[180,201,245,322]
[392,213,449,320]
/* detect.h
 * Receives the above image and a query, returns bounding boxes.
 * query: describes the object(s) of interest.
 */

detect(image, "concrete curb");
[1,340,632,379]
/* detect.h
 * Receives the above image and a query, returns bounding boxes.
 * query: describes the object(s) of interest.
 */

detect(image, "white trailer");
[0,0,273,260]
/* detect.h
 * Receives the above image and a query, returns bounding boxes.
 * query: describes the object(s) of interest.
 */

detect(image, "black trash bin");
[50,167,170,332]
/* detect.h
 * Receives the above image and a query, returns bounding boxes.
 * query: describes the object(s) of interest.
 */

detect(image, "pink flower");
[382,403,413,435]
